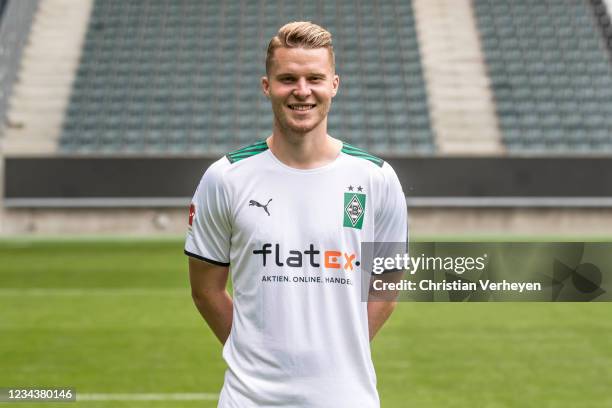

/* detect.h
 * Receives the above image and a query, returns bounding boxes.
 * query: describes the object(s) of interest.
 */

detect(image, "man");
[185,22,407,407]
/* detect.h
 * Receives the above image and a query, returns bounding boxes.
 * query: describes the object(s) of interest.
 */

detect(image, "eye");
[279,77,295,83]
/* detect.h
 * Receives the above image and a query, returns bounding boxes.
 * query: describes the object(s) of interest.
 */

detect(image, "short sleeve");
[374,162,408,254]
[184,159,232,266]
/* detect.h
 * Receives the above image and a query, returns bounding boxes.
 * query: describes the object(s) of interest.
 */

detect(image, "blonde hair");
[265,21,335,75]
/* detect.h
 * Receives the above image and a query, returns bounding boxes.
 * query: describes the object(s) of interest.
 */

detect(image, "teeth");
[289,104,315,111]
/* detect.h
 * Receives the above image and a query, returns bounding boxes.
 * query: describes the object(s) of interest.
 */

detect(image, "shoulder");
[340,142,393,180]
[340,142,385,168]
[198,156,230,188]
[225,140,269,164]
[340,142,401,188]
[199,140,269,184]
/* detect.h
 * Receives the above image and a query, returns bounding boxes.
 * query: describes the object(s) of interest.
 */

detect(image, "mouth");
[287,103,316,111]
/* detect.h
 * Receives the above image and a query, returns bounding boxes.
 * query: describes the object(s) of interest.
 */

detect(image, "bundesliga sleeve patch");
[188,203,195,227]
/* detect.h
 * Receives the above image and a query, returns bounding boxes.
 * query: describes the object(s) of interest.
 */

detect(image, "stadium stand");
[5,0,612,236]
[2,0,93,154]
[412,0,503,155]
[474,0,612,153]
[59,0,434,155]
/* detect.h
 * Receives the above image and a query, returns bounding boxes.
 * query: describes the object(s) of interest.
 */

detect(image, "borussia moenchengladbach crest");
[343,186,366,229]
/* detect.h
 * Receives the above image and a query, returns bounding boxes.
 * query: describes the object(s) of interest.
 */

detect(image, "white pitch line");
[77,392,218,401]
[0,288,188,296]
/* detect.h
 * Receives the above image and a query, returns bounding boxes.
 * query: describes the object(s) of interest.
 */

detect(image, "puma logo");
[249,199,272,216]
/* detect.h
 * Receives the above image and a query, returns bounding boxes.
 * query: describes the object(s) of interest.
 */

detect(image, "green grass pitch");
[1,239,611,407]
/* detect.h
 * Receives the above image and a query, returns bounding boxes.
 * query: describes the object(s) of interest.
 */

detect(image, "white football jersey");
[185,140,408,408]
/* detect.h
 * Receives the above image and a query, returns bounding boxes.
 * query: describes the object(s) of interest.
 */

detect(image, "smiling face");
[262,47,339,136]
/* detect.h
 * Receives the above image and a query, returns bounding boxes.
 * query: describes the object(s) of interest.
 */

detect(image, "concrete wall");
[3,207,612,237]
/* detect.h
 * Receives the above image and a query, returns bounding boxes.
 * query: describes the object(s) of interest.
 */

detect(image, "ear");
[331,74,340,98]
[261,76,271,98]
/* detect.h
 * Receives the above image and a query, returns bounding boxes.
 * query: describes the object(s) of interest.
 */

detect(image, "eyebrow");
[275,73,327,79]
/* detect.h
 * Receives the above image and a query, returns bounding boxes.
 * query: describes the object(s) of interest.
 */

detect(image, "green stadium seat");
[475,0,612,153]
[60,0,434,155]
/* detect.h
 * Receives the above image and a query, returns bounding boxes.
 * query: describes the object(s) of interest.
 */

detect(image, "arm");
[369,162,408,341]
[367,270,404,341]
[367,300,397,341]
[188,257,233,344]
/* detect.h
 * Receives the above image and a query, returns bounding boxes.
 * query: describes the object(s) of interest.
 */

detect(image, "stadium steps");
[3,0,93,155]
[412,0,504,155]
[590,0,612,61]
[606,0,612,20]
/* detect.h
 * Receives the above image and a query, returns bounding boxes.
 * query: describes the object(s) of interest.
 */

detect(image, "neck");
[267,120,342,169]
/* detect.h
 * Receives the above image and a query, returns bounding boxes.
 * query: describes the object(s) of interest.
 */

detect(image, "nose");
[292,78,311,98]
